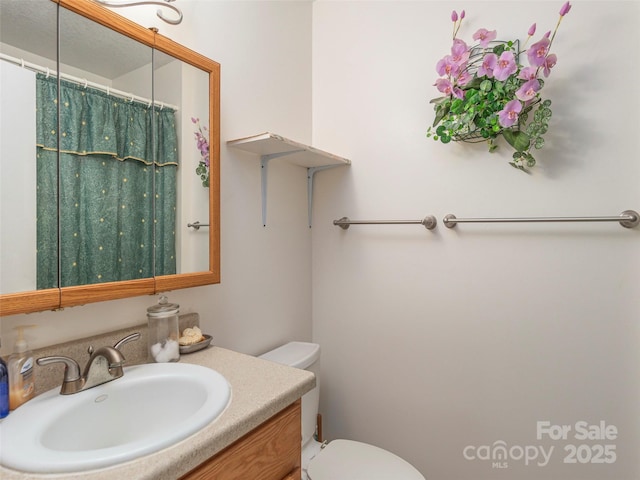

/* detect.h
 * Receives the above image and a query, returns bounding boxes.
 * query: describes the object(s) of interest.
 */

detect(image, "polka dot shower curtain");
[36,75,178,289]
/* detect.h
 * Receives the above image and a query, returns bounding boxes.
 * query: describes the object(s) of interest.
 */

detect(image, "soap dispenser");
[8,326,36,410]
[147,296,180,363]
[1,338,9,418]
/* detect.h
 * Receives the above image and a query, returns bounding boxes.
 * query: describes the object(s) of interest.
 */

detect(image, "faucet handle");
[114,332,141,351]
[37,356,85,395]
[37,356,81,382]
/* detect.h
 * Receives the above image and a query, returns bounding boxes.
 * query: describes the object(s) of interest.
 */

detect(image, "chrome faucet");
[37,333,141,395]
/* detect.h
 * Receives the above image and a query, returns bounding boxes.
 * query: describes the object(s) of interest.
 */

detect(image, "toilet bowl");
[259,342,425,480]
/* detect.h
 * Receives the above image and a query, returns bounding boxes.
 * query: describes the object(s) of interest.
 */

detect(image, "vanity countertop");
[0,346,316,480]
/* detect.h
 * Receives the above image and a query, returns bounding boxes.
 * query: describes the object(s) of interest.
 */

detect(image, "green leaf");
[464,77,483,90]
[480,80,493,92]
[467,92,480,104]
[502,130,531,152]
[450,99,464,114]
[430,96,448,105]
[525,154,536,167]
[432,103,450,127]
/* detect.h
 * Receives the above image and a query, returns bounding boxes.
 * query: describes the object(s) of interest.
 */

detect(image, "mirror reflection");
[1,0,58,294]
[0,0,213,299]
[153,49,211,274]
[56,5,160,288]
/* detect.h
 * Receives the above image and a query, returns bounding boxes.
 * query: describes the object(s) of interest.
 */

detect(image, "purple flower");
[436,55,460,77]
[434,78,464,99]
[498,99,522,127]
[451,39,469,64]
[493,51,517,81]
[472,28,497,48]
[527,37,550,67]
[542,53,557,77]
[478,52,497,78]
[451,38,469,57]
[460,10,465,19]
[559,1,571,16]
[456,70,472,86]
[518,67,538,80]
[451,10,458,22]
[193,118,210,168]
[528,23,537,36]
[516,79,540,102]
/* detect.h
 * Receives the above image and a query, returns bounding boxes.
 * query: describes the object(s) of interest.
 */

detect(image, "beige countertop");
[0,346,316,479]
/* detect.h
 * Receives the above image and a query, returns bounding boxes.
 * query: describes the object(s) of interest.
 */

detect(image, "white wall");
[1,1,314,357]
[312,1,639,479]
[0,63,37,293]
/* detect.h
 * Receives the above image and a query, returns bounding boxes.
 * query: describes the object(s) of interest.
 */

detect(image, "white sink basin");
[0,362,231,473]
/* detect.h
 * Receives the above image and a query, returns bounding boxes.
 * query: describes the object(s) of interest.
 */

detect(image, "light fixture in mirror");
[0,0,220,316]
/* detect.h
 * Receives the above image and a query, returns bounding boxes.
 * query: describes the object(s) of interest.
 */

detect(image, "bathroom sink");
[0,362,231,473]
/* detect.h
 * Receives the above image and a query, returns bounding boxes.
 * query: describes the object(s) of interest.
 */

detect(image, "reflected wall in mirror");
[0,0,220,316]
[1,0,59,296]
[153,48,211,275]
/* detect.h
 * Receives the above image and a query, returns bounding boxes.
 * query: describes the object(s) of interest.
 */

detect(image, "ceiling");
[0,0,160,80]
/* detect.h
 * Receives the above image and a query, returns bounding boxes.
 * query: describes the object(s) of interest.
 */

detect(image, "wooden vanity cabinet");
[180,400,302,480]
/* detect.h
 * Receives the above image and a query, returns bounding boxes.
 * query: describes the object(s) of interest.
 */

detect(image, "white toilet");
[259,341,425,480]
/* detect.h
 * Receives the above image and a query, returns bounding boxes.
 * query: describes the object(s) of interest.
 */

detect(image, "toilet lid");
[307,439,425,480]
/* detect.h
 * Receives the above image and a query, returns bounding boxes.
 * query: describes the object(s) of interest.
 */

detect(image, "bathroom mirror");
[0,0,220,316]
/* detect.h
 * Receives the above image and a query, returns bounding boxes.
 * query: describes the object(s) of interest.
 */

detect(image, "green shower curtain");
[36,74,178,289]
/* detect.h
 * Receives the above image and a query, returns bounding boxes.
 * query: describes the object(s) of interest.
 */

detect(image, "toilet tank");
[259,342,320,447]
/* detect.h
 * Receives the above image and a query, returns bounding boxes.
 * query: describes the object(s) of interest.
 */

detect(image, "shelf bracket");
[229,132,350,227]
[307,165,344,228]
[260,150,304,226]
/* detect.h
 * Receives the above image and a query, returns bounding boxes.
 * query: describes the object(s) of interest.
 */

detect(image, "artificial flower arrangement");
[427,2,572,171]
[192,117,210,187]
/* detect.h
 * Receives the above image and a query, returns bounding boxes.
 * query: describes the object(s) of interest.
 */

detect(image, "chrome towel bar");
[333,216,437,230]
[333,210,639,230]
[443,210,639,229]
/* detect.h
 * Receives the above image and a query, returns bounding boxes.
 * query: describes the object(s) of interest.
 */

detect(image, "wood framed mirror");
[0,0,220,316]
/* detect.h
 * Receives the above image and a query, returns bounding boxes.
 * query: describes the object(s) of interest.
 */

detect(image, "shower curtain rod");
[333,210,639,230]
[0,53,179,111]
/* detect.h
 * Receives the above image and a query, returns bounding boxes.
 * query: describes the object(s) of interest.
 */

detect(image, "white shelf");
[227,132,351,227]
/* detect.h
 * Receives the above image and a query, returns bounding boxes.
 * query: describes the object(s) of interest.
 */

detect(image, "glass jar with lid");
[147,295,180,362]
